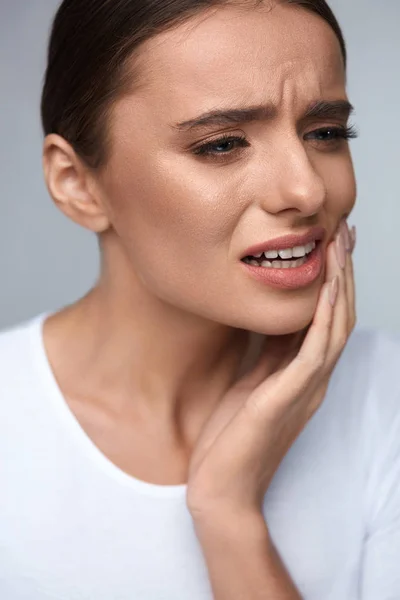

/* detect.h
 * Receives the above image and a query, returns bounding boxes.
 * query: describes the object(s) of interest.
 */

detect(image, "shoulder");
[330,325,400,393]
[342,326,400,418]
[327,326,400,461]
[344,329,400,533]
[312,326,400,449]
[341,324,400,368]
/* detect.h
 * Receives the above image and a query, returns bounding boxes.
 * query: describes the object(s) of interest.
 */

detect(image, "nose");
[260,139,326,217]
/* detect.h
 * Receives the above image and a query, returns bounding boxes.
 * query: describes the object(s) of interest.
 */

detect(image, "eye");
[192,134,250,159]
[305,125,359,145]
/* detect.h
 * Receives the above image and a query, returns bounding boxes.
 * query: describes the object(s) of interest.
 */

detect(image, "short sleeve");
[360,331,400,599]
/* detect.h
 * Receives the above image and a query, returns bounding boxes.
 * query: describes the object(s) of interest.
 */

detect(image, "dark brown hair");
[41,0,347,169]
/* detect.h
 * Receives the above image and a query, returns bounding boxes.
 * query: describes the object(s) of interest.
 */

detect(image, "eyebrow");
[171,100,354,132]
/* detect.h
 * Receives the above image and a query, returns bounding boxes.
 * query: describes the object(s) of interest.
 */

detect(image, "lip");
[241,240,324,290]
[241,226,327,259]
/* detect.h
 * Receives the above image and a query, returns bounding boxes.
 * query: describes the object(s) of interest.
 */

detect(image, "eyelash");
[192,125,359,160]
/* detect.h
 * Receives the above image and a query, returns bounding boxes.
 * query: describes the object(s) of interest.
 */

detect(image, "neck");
[43,259,263,443]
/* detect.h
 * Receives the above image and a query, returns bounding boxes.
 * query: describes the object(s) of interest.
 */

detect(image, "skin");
[42,1,356,485]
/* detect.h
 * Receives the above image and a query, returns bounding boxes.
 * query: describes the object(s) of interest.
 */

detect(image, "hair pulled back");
[41,0,347,169]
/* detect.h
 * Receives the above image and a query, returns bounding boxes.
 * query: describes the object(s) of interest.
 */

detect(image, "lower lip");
[241,242,324,290]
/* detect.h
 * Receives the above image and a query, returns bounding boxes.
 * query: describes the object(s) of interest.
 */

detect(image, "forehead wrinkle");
[170,98,352,134]
[120,1,345,132]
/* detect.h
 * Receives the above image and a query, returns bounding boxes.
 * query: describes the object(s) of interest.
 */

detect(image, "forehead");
[134,2,346,111]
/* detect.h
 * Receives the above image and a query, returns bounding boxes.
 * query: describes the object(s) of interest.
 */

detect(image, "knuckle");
[349,315,357,333]
[307,398,323,418]
[295,352,325,373]
[336,331,348,348]
[245,397,263,420]
[308,387,329,417]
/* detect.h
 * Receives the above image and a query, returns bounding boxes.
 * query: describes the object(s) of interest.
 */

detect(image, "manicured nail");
[336,229,346,269]
[350,226,356,252]
[329,276,339,307]
[341,220,352,252]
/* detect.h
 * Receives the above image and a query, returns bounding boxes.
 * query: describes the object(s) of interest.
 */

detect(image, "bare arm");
[194,511,302,600]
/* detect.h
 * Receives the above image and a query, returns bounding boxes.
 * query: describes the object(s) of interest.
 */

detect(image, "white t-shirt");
[1,311,400,600]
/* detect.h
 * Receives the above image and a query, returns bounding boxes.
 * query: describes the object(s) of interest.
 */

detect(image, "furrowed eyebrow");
[305,100,354,121]
[172,104,277,131]
[171,100,354,132]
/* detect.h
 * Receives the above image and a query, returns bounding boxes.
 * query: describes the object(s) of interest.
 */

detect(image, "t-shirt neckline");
[28,310,188,499]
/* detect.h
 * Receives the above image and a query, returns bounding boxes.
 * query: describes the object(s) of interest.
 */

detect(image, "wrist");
[192,508,301,599]
[192,507,270,546]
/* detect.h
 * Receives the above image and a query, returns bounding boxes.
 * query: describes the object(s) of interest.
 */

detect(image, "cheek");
[320,153,357,215]
[102,154,241,269]
[102,162,247,312]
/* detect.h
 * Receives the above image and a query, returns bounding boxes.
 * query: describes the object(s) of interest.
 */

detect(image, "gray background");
[0,0,399,332]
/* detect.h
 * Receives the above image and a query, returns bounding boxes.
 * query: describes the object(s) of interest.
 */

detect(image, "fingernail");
[336,229,346,269]
[350,226,356,252]
[341,220,352,252]
[329,276,339,307]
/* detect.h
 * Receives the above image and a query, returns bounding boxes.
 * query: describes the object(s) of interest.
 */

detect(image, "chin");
[229,295,319,336]
[246,315,314,337]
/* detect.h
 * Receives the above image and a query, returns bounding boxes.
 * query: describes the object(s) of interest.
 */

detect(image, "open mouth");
[241,240,319,269]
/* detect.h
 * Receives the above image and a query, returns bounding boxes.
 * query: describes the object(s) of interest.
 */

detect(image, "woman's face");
[98,1,356,335]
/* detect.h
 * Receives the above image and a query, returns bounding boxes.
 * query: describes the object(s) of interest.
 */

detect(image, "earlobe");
[42,134,110,233]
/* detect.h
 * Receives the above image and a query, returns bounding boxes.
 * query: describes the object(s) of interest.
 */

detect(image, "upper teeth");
[252,241,316,260]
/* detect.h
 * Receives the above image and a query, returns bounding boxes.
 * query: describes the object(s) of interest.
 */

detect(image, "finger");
[245,229,340,399]
[289,276,336,380]
[344,222,356,333]
[251,276,336,416]
[325,222,349,365]
[350,225,356,254]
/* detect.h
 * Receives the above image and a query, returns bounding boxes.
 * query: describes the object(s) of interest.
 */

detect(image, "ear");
[42,134,110,233]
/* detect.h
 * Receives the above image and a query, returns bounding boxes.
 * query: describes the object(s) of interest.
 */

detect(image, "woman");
[1,0,399,598]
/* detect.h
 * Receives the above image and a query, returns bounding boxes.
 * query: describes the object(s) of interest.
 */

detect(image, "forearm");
[193,511,302,600]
